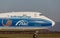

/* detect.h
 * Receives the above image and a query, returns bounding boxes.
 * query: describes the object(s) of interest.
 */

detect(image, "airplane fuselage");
[0,12,55,30]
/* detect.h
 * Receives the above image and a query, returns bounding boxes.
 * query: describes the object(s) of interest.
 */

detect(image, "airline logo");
[2,19,12,27]
[15,20,28,26]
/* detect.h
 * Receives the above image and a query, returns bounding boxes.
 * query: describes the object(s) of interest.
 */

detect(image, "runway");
[0,31,60,38]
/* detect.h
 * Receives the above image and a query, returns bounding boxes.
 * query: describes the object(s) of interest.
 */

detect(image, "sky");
[0,0,60,22]
[0,0,60,31]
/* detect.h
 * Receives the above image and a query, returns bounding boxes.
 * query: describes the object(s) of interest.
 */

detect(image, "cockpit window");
[39,14,43,16]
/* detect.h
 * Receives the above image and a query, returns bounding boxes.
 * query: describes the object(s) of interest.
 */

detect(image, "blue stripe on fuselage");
[0,18,52,27]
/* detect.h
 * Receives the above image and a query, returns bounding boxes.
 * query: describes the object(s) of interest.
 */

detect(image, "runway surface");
[0,31,60,38]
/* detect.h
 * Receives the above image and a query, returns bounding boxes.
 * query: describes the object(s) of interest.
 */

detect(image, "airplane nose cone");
[49,20,55,27]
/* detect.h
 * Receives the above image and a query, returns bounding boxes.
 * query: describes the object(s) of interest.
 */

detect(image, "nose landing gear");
[33,31,39,38]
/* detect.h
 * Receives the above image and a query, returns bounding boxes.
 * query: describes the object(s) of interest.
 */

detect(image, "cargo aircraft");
[0,12,55,31]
